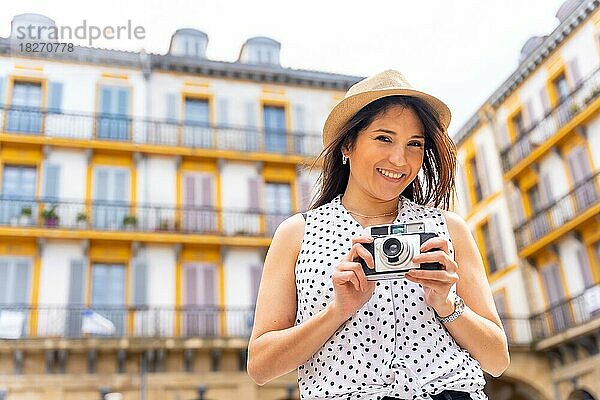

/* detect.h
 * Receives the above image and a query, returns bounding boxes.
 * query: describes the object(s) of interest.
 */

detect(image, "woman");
[247,70,509,400]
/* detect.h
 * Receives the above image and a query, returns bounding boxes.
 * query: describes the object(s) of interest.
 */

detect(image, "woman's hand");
[330,236,377,321]
[405,237,459,317]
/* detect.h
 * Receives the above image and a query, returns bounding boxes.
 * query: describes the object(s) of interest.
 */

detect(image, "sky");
[2,0,569,136]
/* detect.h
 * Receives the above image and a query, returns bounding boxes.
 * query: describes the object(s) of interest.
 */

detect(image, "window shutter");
[67,259,86,305]
[95,169,109,201]
[495,122,510,150]
[248,177,260,210]
[475,143,491,198]
[117,88,129,116]
[493,292,506,316]
[199,265,216,306]
[298,180,312,211]
[490,213,507,269]
[539,172,555,207]
[523,100,535,130]
[114,169,128,202]
[200,174,214,207]
[43,164,60,200]
[542,264,564,305]
[245,101,257,128]
[183,174,195,205]
[509,183,525,226]
[567,145,592,183]
[0,76,5,106]
[539,88,551,116]
[13,259,32,304]
[100,87,113,114]
[567,57,582,87]
[576,247,594,289]
[217,97,229,127]
[166,93,178,123]
[48,82,63,113]
[457,164,471,211]
[0,259,9,303]
[250,265,262,305]
[293,105,305,133]
[131,257,148,306]
[183,264,198,305]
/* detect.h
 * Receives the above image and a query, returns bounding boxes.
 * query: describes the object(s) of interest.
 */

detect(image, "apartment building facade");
[454,1,600,399]
[0,13,363,400]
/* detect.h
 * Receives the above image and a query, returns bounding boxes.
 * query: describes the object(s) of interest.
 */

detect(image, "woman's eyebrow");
[372,128,425,138]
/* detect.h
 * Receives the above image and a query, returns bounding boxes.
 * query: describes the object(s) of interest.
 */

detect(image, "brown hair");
[310,95,456,210]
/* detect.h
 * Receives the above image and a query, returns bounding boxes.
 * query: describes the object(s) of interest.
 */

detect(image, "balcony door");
[265,182,291,236]
[92,167,130,230]
[183,98,211,147]
[0,165,37,225]
[541,263,569,335]
[0,257,32,339]
[567,145,596,211]
[90,263,126,336]
[263,106,286,153]
[7,81,42,133]
[98,86,130,141]
[181,172,216,233]
[182,263,218,336]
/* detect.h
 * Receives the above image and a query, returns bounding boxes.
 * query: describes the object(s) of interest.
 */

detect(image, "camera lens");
[382,238,403,257]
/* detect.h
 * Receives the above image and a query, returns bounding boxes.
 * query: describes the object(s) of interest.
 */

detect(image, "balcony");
[514,171,599,253]
[0,304,255,339]
[0,105,323,157]
[501,283,600,349]
[0,197,290,238]
[500,66,600,174]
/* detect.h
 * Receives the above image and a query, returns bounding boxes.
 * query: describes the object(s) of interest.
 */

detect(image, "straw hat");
[322,69,451,147]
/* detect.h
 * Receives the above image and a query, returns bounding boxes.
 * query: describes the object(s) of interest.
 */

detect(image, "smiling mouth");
[376,168,406,180]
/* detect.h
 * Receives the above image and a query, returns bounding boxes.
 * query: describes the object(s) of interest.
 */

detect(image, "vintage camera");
[359,220,443,280]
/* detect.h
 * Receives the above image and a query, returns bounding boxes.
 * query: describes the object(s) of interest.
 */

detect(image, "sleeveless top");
[294,195,487,400]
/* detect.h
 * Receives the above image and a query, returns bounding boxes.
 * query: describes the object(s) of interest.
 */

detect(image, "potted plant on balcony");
[76,211,88,229]
[157,217,172,231]
[17,205,33,226]
[41,205,59,228]
[122,214,137,231]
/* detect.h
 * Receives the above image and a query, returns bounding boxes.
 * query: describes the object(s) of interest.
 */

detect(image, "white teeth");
[377,168,404,179]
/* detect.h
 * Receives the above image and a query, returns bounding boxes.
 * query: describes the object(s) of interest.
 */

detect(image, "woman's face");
[344,105,425,202]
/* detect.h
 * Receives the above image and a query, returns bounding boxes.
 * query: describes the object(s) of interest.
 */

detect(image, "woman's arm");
[246,214,350,385]
[406,210,510,377]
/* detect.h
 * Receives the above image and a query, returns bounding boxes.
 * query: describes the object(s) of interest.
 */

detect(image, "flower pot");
[44,218,59,228]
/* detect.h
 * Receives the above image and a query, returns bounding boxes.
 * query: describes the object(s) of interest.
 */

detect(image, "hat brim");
[322,88,451,147]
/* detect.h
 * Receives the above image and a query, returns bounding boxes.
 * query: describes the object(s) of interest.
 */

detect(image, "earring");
[342,154,348,164]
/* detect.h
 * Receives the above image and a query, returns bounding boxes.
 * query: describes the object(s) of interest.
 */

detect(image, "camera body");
[359,220,443,280]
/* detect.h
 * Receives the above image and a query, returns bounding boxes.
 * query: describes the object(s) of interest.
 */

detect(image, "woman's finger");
[337,262,368,291]
[332,269,362,291]
[420,237,450,254]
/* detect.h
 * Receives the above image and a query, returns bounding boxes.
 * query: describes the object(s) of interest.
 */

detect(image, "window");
[526,184,543,214]
[0,165,37,225]
[512,112,525,139]
[0,257,32,338]
[468,157,483,204]
[553,74,569,104]
[183,98,210,147]
[92,167,130,230]
[480,221,497,275]
[265,182,291,235]
[98,86,130,141]
[7,81,42,133]
[91,263,126,335]
[263,106,286,153]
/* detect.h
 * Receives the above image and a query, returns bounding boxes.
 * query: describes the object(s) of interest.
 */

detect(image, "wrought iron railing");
[0,197,290,237]
[500,283,600,346]
[0,105,323,157]
[0,304,255,339]
[500,66,600,173]
[514,171,599,250]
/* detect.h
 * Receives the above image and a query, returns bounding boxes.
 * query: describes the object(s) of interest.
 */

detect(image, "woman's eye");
[375,136,392,142]
[409,141,424,147]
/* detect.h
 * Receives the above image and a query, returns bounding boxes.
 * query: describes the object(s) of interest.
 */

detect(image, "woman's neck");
[341,183,400,218]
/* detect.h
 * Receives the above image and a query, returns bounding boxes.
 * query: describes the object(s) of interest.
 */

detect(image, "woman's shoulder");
[271,213,306,253]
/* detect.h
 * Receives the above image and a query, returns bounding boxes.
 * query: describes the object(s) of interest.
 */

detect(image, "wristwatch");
[435,295,465,324]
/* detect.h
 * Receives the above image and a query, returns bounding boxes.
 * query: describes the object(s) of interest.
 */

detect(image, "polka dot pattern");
[294,195,487,400]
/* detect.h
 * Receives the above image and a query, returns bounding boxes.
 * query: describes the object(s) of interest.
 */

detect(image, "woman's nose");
[388,148,408,167]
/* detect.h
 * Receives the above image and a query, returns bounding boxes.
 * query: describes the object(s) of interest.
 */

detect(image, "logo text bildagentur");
[16,20,146,46]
